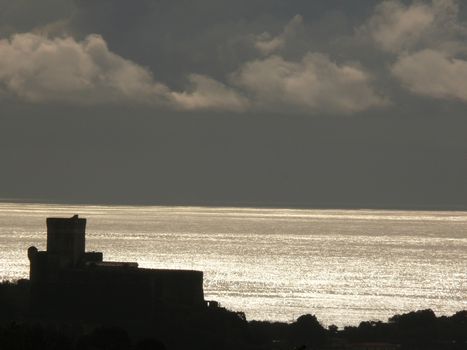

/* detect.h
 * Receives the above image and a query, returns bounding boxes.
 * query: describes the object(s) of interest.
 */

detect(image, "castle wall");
[31,267,204,320]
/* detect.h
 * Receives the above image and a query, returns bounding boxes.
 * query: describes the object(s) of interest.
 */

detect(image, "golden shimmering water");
[0,203,466,326]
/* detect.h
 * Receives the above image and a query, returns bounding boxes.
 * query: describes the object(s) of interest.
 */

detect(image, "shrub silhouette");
[134,338,166,350]
[77,327,131,350]
[290,314,326,348]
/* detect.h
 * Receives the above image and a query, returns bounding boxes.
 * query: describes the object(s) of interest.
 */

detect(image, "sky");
[0,0,466,209]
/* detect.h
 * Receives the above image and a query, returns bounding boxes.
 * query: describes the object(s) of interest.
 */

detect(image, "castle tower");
[46,215,86,268]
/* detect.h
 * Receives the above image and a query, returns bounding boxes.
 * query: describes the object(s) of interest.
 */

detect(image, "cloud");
[232,53,388,114]
[0,32,244,112]
[392,49,467,102]
[365,0,436,53]
[0,33,246,112]
[4,0,467,114]
[0,33,170,105]
[364,0,463,54]
[361,0,467,104]
[0,30,387,115]
[0,1,393,115]
[170,74,249,112]
[254,15,304,55]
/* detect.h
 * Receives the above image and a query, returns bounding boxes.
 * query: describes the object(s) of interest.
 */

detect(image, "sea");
[0,202,466,327]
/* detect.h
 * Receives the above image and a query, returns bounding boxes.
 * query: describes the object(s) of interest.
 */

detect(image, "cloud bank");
[364,0,467,102]
[233,53,387,114]
[366,0,463,53]
[0,33,170,105]
[0,33,247,111]
[0,29,386,114]
[1,0,467,114]
[392,49,467,102]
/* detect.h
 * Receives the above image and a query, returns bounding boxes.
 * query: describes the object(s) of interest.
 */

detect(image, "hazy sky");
[1,0,466,209]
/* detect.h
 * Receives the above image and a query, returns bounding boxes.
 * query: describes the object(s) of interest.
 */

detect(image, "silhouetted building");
[28,215,205,320]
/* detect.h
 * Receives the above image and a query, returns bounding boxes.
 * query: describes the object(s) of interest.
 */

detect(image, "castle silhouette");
[27,215,206,320]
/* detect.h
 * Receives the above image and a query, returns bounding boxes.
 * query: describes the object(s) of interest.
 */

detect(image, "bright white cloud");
[363,0,467,105]
[392,49,467,102]
[244,14,388,114]
[232,53,388,114]
[0,33,171,105]
[366,0,436,53]
[170,74,248,112]
[0,33,247,111]
[364,0,464,54]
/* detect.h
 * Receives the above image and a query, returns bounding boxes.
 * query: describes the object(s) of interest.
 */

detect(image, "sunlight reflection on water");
[0,203,466,326]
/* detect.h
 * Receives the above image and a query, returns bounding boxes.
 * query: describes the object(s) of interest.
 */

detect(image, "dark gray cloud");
[0,0,74,35]
[68,0,376,84]
[1,103,466,209]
